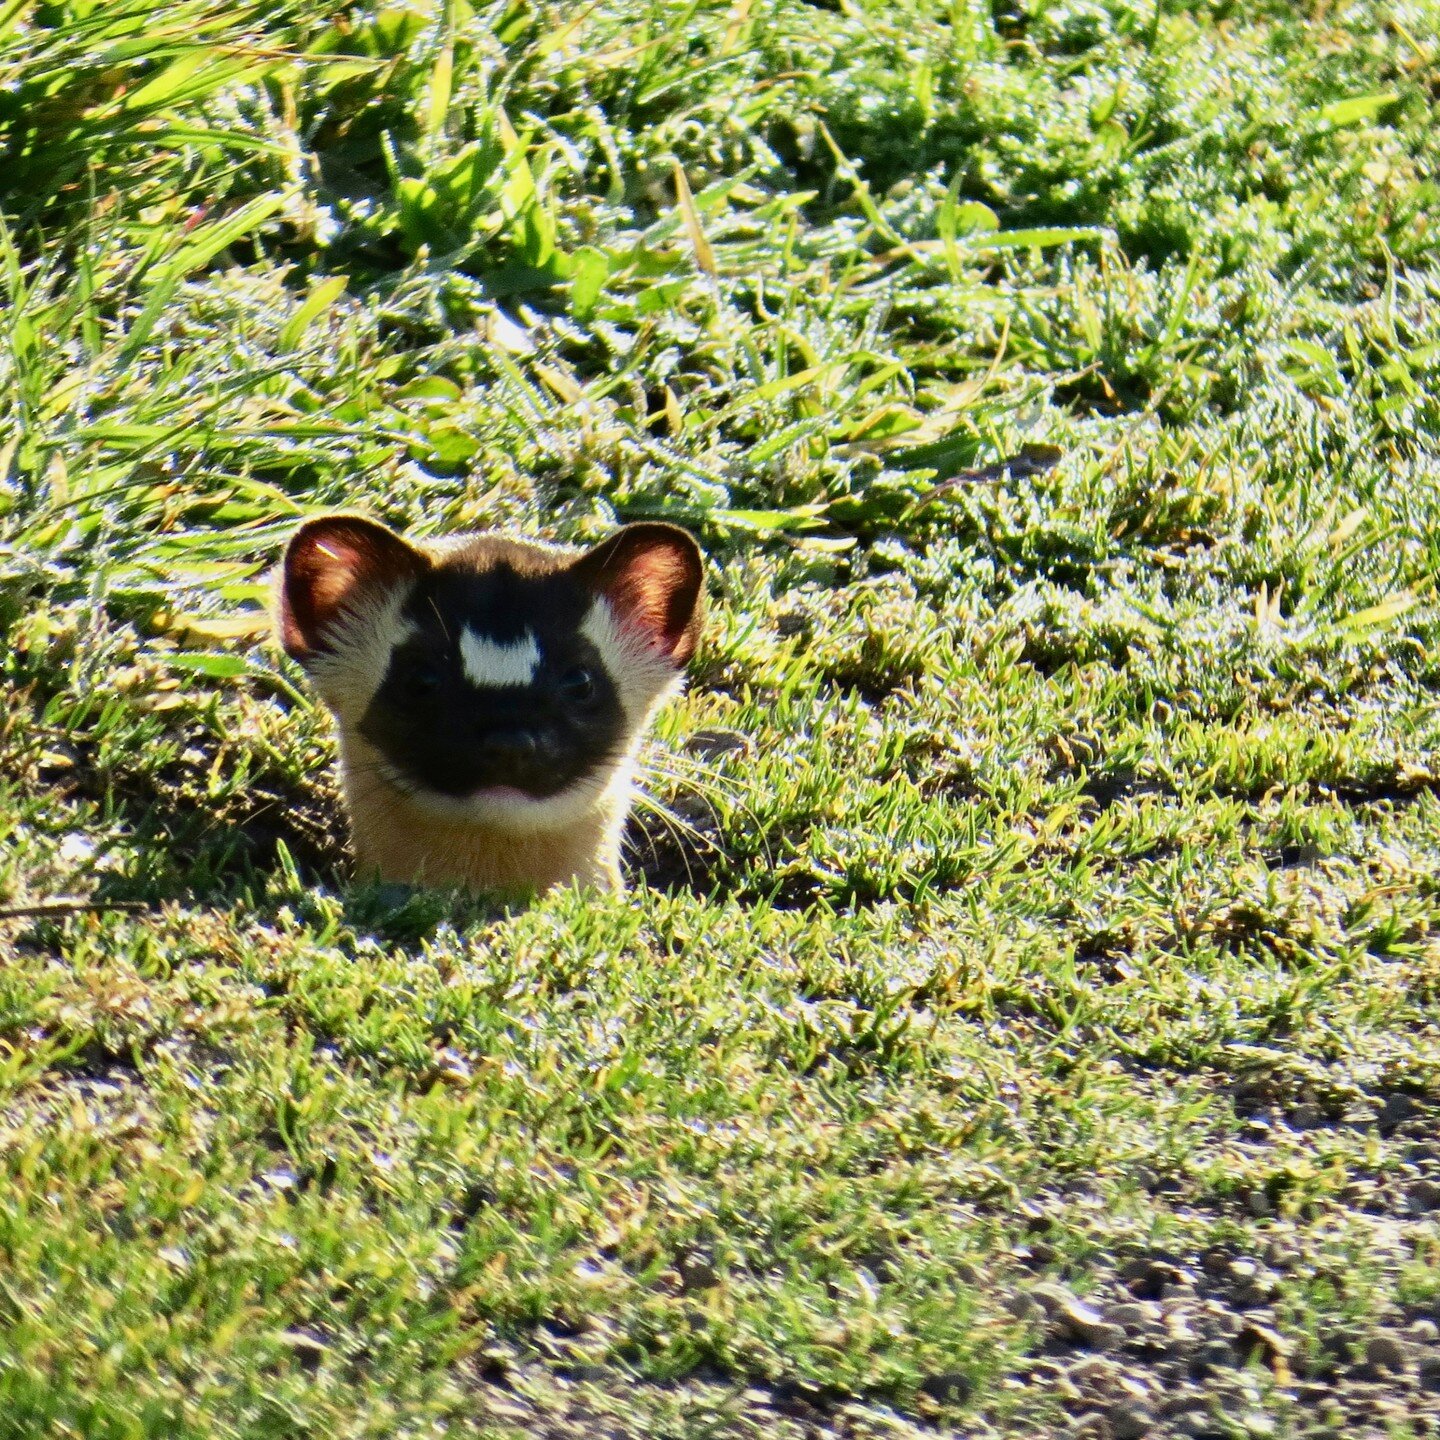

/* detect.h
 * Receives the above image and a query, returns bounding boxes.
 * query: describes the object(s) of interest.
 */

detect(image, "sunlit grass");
[2,0,1440,1436]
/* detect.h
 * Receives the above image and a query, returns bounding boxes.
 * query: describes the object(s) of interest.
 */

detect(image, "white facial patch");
[460,626,541,688]
[310,603,417,724]
[580,597,680,724]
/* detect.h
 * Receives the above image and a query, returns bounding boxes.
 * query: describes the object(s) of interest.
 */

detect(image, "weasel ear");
[573,522,705,666]
[277,514,427,664]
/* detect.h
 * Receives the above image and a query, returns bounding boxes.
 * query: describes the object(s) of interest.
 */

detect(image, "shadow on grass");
[51,715,350,911]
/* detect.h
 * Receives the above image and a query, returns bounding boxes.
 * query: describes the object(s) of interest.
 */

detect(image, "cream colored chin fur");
[339,737,633,892]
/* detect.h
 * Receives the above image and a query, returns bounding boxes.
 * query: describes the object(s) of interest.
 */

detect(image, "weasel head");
[276,514,704,835]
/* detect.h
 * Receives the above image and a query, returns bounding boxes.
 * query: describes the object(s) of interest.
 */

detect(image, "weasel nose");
[478,726,539,764]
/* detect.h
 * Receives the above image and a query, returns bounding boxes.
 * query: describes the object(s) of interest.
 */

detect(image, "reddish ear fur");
[573,522,705,666]
[278,515,426,663]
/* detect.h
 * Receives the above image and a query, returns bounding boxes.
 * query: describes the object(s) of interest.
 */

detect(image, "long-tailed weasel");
[275,514,704,895]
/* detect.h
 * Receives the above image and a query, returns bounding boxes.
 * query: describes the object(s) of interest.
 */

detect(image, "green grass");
[2,0,1440,1435]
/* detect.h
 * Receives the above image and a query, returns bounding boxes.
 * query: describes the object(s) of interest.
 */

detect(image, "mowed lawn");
[2,1,1440,1436]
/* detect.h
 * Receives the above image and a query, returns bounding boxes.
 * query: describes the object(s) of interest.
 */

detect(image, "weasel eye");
[399,659,442,702]
[558,665,597,704]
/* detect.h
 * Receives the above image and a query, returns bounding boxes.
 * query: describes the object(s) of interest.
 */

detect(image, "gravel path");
[465,1093,1440,1439]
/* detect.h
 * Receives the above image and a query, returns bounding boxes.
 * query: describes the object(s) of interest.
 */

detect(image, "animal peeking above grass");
[275,515,705,897]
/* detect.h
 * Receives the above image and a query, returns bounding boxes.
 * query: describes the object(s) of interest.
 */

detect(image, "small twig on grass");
[0,898,153,921]
[904,444,1065,517]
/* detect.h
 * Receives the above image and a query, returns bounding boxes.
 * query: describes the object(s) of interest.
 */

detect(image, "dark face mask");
[358,561,629,800]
